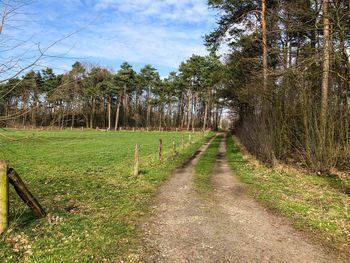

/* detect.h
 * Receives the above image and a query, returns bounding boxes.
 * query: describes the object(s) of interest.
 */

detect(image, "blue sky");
[13,0,217,77]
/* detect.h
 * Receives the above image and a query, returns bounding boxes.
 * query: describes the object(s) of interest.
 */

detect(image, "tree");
[138,65,159,128]
[64,62,86,128]
[200,53,224,131]
[206,0,277,93]
[206,0,350,171]
[112,72,126,130]
[97,78,114,130]
[117,62,135,128]
[320,0,330,166]
[179,55,205,130]
[163,72,178,129]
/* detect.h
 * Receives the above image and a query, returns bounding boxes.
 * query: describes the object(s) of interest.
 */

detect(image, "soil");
[140,134,346,263]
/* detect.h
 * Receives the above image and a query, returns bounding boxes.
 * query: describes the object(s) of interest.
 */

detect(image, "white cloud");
[94,0,213,24]
[7,0,216,75]
[48,21,208,68]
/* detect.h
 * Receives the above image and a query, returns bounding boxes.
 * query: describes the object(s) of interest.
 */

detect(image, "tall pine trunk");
[320,0,330,167]
[192,90,198,129]
[115,92,122,130]
[203,90,209,131]
[108,96,111,130]
[261,0,268,92]
[187,80,192,131]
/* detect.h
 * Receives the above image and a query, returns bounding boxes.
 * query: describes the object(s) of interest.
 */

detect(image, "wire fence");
[0,129,213,236]
[0,129,211,172]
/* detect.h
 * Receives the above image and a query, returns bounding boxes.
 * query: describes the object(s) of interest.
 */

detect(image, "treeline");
[207,0,350,172]
[0,55,226,131]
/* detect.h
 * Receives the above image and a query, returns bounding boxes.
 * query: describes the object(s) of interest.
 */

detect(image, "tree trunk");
[261,0,268,92]
[71,104,75,128]
[320,0,330,162]
[108,97,111,130]
[90,97,94,128]
[214,103,219,131]
[101,97,105,128]
[135,93,140,127]
[22,96,27,126]
[167,97,172,128]
[178,91,184,128]
[192,90,198,129]
[203,90,209,131]
[187,79,192,131]
[115,92,122,130]
[123,83,127,128]
[146,88,151,128]
[32,92,37,127]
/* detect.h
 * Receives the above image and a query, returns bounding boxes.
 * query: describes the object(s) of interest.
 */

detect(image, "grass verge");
[226,134,350,256]
[193,134,222,194]
[0,130,214,262]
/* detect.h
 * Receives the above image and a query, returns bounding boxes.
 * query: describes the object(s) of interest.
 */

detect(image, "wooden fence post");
[182,135,184,149]
[133,127,135,132]
[159,139,162,160]
[134,144,140,176]
[0,161,9,234]
[189,135,191,145]
[173,137,176,155]
[7,168,46,218]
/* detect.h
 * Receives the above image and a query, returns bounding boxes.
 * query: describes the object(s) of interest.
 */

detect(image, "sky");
[8,0,218,77]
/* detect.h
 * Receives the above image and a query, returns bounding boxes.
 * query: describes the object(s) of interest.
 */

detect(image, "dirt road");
[141,134,345,262]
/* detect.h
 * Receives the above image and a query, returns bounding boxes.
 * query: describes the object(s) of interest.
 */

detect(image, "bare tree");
[0,0,86,85]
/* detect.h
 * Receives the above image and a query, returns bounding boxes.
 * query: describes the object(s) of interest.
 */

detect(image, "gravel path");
[140,134,345,263]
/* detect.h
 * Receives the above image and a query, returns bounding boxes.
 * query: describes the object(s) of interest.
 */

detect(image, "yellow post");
[0,160,9,234]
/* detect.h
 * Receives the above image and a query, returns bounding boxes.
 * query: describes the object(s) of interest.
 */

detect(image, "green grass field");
[0,129,213,262]
[193,134,222,194]
[226,134,350,256]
